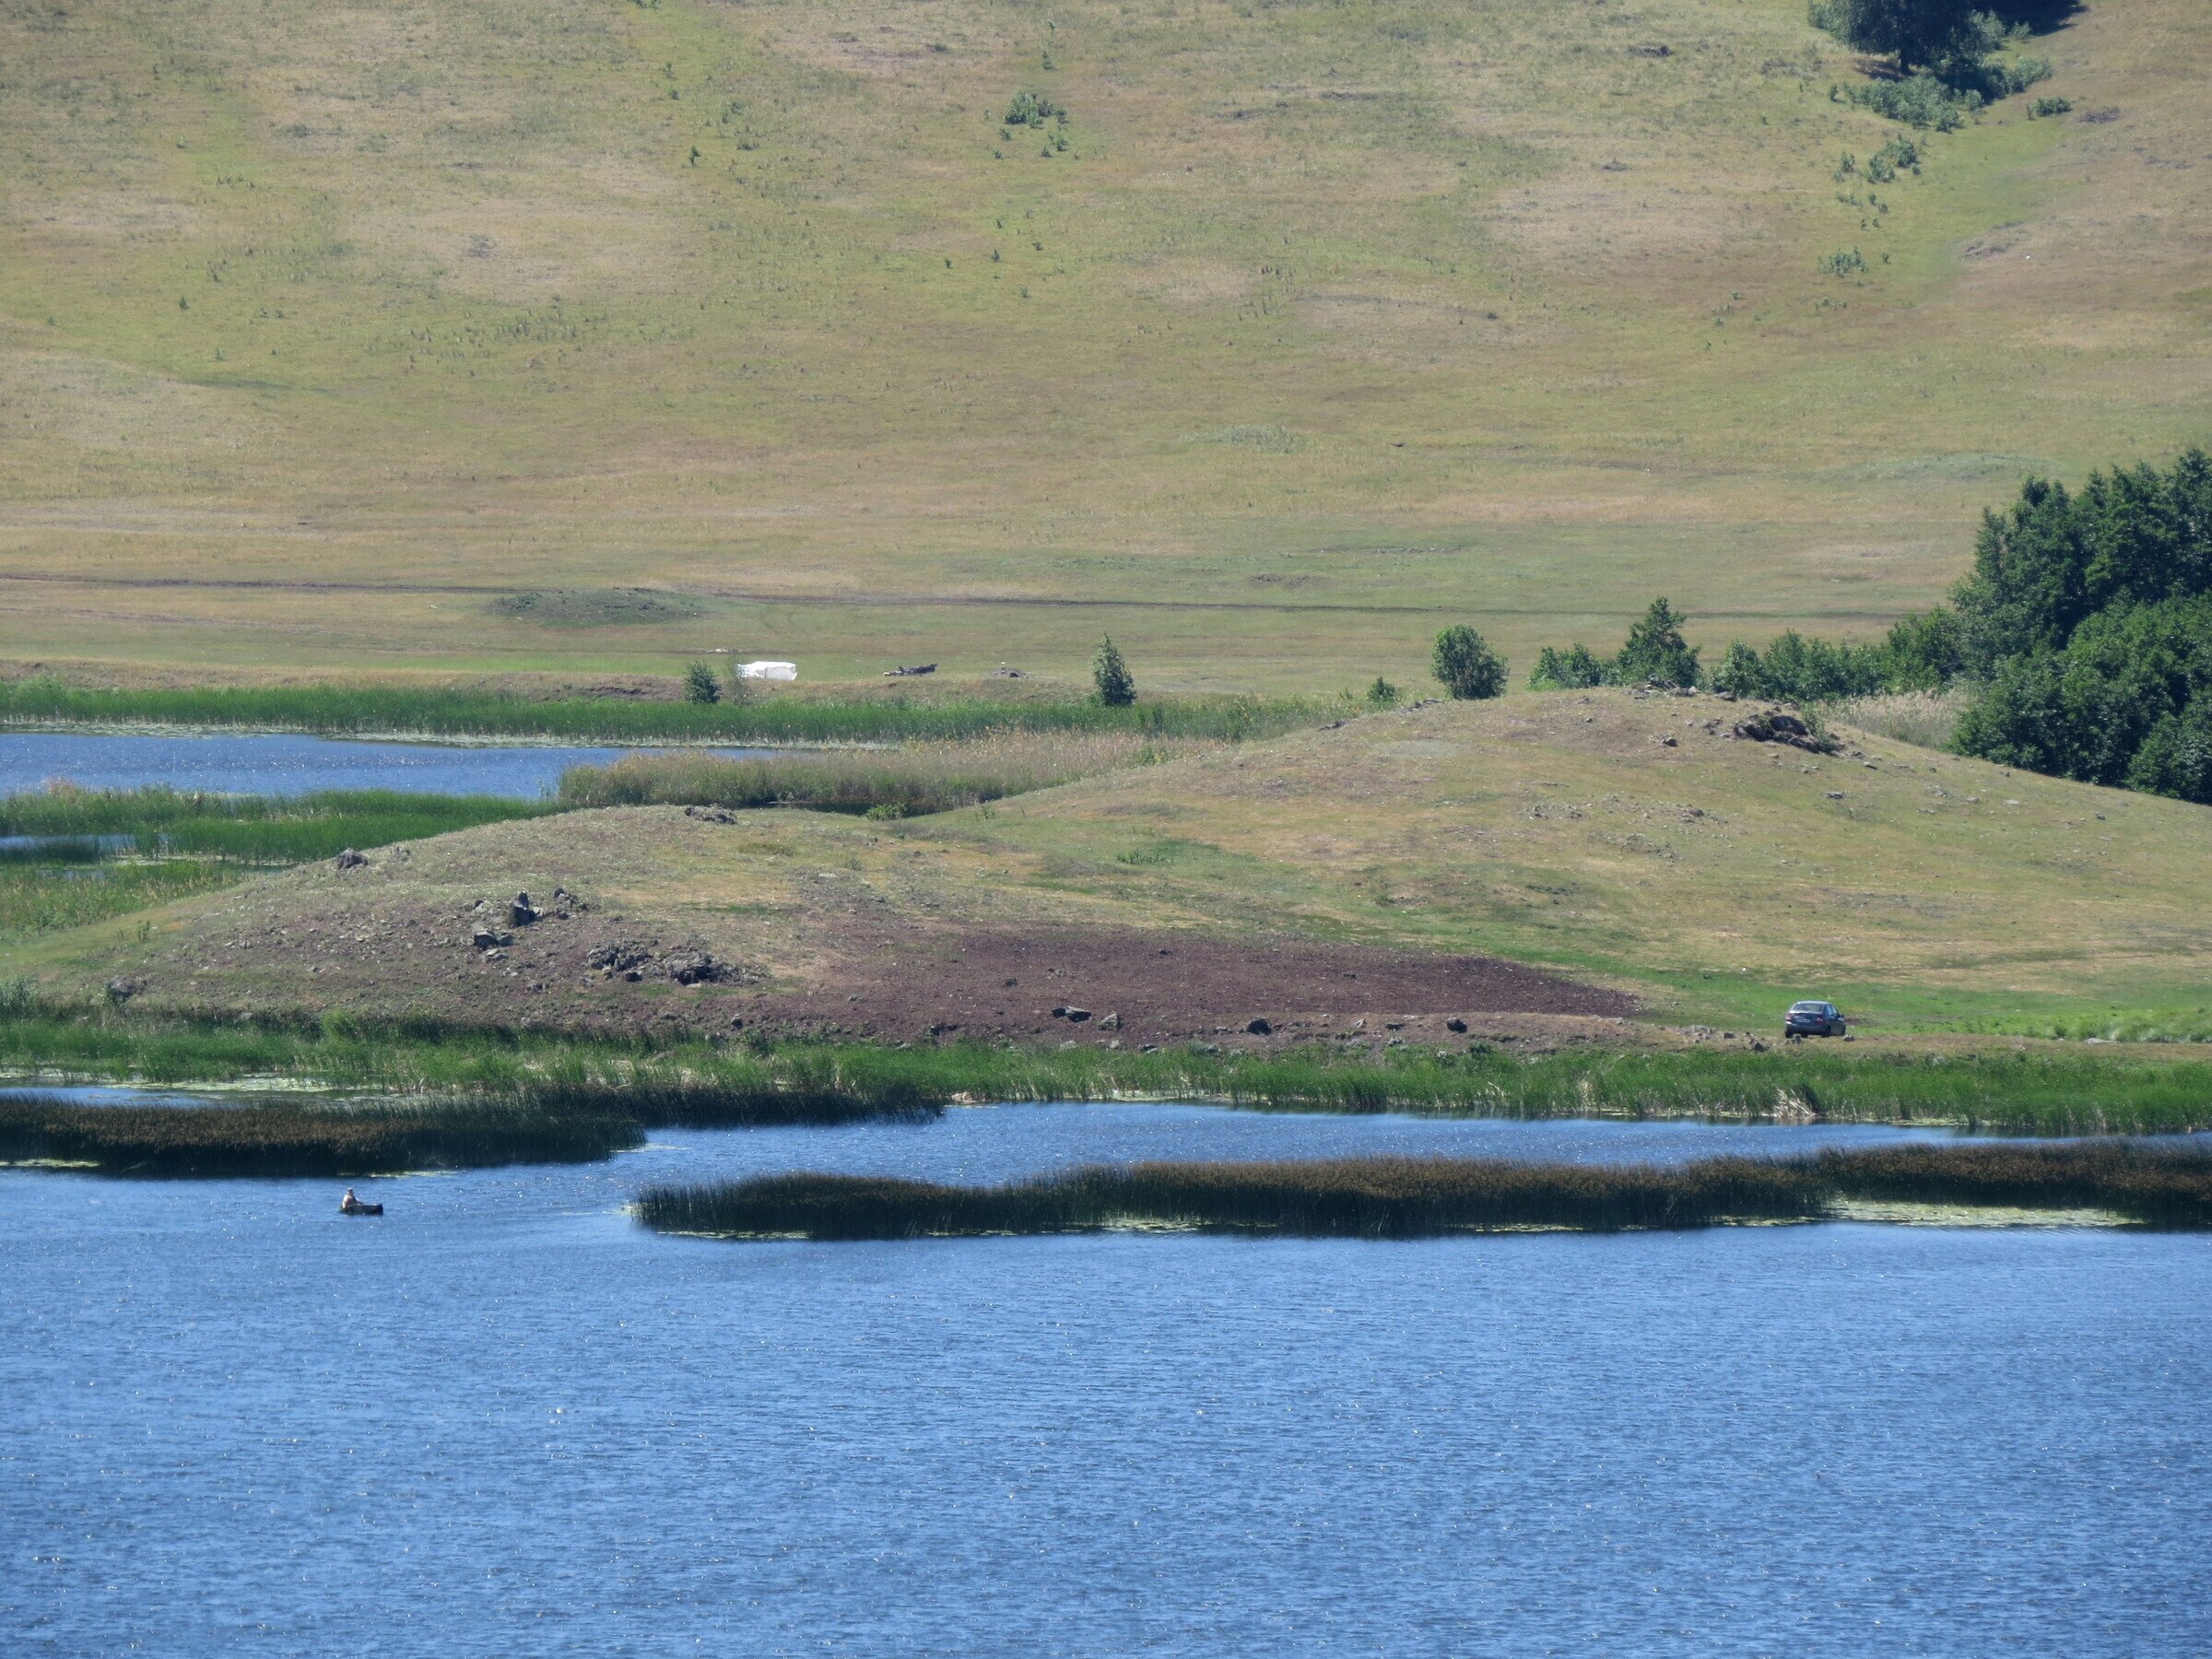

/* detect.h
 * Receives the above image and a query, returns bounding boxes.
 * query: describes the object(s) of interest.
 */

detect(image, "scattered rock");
[586,941,652,974]
[684,806,739,825]
[884,663,937,677]
[1445,1017,1468,1033]
[1245,1017,1273,1035]
[1826,791,1845,800]
[1629,41,1671,57]
[471,926,513,951]
[1733,709,1841,754]
[665,951,725,985]
[332,848,368,871]
[510,891,543,926]
[1655,735,1678,747]
[1098,1012,1122,1030]
[105,976,142,1004]
[1064,1006,1093,1023]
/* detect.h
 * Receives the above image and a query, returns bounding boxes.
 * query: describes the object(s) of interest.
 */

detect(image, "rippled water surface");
[4,1102,2206,1656]
[0,732,774,798]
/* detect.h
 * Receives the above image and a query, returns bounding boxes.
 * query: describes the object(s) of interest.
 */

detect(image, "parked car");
[1784,1000,1847,1039]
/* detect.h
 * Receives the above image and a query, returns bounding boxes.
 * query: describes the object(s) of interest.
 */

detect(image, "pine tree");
[1614,598,1701,688]
[1092,636,1135,707]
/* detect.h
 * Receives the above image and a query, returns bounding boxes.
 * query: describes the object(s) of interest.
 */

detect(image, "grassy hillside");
[948,688,2212,1030]
[23,690,2209,1036]
[2,0,2206,687]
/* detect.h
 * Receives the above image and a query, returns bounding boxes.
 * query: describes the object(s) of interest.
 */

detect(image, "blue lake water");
[0,732,775,799]
[4,1101,2206,1655]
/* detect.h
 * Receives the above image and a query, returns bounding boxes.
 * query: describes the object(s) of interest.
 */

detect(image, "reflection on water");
[0,731,776,799]
[3,1101,2206,1654]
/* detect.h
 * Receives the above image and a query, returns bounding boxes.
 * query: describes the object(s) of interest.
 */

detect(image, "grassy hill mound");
[949,688,2212,1030]
[2,0,2206,685]
[27,690,2209,1038]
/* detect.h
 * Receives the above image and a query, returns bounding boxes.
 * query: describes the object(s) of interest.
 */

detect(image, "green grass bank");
[1,1011,2207,1137]
[0,680,1322,746]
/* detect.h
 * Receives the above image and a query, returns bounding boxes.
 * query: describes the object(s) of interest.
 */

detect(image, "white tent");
[736,660,798,682]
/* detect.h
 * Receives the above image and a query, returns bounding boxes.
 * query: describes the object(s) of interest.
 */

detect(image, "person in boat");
[341,1187,364,1214]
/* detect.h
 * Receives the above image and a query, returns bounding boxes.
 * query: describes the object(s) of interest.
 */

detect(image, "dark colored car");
[1784,1000,1847,1038]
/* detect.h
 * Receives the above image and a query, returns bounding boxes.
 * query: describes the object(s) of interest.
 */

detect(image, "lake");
[4,1101,2205,1655]
[0,732,776,799]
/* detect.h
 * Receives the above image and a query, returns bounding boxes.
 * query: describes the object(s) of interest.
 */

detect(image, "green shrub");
[1431,627,1508,700]
[2029,94,2073,118]
[1004,89,1062,128]
[1365,676,1401,710]
[682,661,722,704]
[1092,636,1136,707]
[1527,644,1608,691]
[1613,598,1700,688]
[1818,246,1869,277]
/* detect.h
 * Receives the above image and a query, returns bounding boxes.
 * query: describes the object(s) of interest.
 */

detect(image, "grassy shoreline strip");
[638,1143,2212,1241]
[0,681,1322,745]
[0,1015,2208,1136]
[557,733,1218,817]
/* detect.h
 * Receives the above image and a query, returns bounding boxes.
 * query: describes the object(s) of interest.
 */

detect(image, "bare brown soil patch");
[105,803,1633,1047]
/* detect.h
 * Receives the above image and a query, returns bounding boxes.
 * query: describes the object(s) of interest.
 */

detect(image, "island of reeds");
[637,1143,2212,1241]
[0,1077,937,1180]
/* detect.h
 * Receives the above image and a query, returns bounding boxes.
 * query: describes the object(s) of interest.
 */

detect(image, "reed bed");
[0,787,552,943]
[0,679,1321,745]
[640,1155,1824,1240]
[1,1014,2207,1137]
[637,1143,2212,1240]
[0,1071,937,1177]
[1811,1141,2212,1227]
[1828,688,1969,752]
[0,1093,641,1178]
[0,861,240,936]
[0,784,550,858]
[559,732,1217,815]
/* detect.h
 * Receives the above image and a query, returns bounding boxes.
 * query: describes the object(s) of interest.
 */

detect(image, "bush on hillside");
[1711,612,1962,703]
[682,661,722,704]
[1431,628,1507,700]
[1527,644,1609,692]
[1092,636,1136,707]
[1615,598,1701,688]
[1523,600,1700,691]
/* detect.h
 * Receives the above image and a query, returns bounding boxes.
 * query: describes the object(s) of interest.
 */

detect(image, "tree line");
[1517,450,2212,805]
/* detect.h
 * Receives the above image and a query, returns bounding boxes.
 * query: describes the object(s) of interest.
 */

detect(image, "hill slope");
[1,0,2207,685]
[37,691,2211,1036]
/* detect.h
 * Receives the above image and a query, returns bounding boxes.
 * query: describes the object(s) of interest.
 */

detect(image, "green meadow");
[1,0,2205,687]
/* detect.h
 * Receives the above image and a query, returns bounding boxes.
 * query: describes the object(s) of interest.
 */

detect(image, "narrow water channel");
[0,731,776,799]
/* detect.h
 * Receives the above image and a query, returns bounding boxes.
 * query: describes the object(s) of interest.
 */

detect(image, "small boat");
[340,1201,384,1217]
